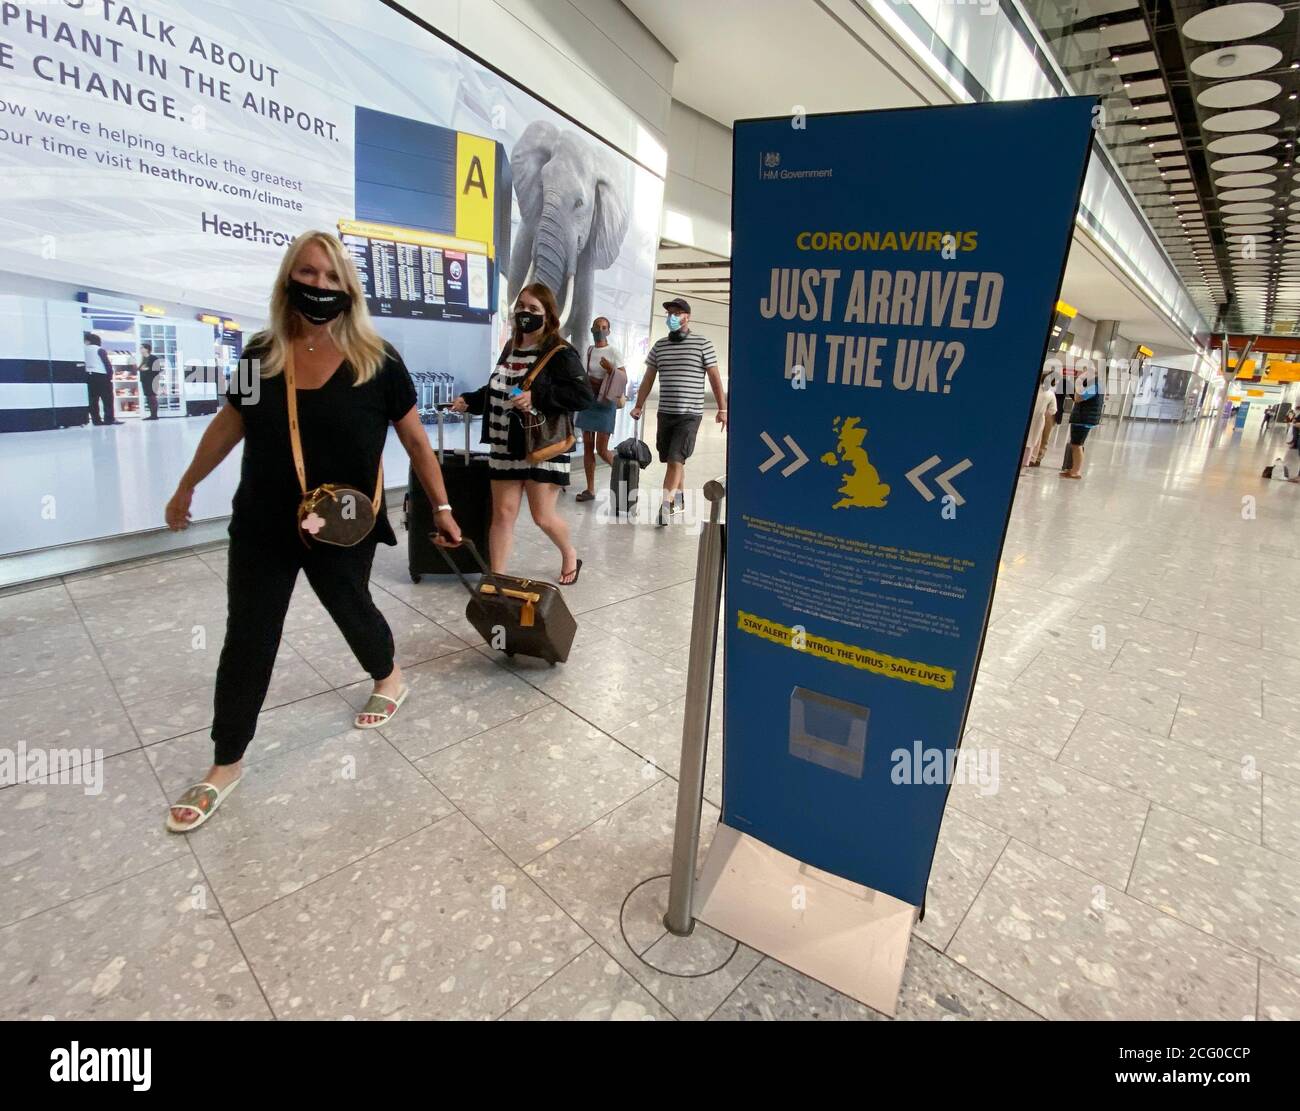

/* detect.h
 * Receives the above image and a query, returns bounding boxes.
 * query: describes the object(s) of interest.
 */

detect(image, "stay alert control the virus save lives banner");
[723,98,1096,907]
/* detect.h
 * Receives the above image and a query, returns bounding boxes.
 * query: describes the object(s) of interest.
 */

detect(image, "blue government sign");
[724,98,1097,906]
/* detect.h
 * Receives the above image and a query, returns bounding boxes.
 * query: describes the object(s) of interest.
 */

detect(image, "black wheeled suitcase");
[610,414,651,520]
[438,540,577,664]
[404,407,492,581]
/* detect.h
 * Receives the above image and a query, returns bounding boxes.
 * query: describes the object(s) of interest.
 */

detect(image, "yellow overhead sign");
[455,133,496,259]
[1263,359,1300,382]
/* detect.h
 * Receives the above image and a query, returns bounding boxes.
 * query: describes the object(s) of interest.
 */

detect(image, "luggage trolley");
[436,371,455,409]
[413,371,438,424]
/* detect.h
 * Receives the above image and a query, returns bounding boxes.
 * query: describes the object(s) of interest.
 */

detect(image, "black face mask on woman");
[515,310,545,335]
[288,278,352,325]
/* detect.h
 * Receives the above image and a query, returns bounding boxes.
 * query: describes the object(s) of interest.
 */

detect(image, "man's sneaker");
[657,502,673,527]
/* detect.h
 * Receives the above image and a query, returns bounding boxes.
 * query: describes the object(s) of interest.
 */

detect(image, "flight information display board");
[339,219,492,323]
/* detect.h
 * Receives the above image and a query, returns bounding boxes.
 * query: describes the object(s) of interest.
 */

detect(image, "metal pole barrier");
[664,478,727,937]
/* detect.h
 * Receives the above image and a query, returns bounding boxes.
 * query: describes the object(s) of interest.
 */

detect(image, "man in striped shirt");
[631,298,727,526]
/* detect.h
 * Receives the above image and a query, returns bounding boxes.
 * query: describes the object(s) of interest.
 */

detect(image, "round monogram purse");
[284,345,382,547]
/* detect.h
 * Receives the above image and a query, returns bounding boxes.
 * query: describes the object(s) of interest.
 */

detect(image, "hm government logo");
[760,149,832,182]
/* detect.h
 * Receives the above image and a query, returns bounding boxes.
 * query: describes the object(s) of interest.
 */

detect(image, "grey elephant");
[508,120,631,346]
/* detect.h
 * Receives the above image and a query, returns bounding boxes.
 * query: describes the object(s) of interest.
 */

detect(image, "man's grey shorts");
[656,411,703,464]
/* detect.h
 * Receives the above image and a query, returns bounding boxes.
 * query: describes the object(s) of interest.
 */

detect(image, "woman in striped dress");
[452,283,593,582]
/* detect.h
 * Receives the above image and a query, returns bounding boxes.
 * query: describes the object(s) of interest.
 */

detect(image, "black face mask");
[515,310,545,335]
[288,278,351,325]
[591,327,608,341]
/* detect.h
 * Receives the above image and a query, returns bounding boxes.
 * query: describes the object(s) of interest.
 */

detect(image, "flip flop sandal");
[575,490,595,502]
[560,558,583,586]
[354,685,410,729]
[165,778,241,833]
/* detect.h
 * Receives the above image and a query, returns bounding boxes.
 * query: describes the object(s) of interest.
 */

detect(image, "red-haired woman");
[452,283,593,582]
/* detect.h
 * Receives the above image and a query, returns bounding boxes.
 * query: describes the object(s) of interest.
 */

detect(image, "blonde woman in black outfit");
[161,230,462,832]
[451,283,593,582]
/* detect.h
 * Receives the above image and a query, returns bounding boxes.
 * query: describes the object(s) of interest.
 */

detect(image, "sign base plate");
[695,823,918,1016]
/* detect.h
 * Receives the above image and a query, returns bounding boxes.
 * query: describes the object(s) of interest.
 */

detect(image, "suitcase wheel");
[505,651,515,658]
[410,573,421,584]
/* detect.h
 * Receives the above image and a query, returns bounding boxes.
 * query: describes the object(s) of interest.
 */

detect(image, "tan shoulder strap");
[521,340,568,391]
[284,343,383,509]
[284,343,307,496]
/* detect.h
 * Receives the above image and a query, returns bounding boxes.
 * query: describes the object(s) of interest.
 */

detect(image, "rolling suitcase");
[438,539,577,664]
[610,414,650,520]
[404,407,491,581]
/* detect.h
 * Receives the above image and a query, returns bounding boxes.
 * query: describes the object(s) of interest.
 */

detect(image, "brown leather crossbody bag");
[517,342,576,464]
[284,345,383,547]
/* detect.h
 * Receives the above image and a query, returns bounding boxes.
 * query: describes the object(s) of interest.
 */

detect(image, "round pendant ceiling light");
[1191,44,1283,78]
[1183,4,1283,42]
[1212,154,1279,172]
[1219,172,1278,187]
[1204,109,1282,132]
[1222,202,1275,214]
[1208,134,1279,155]
[1198,80,1281,110]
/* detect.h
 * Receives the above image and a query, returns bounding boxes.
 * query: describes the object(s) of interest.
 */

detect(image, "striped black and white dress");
[485,345,570,485]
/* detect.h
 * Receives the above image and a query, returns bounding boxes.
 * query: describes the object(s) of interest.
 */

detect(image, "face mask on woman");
[288,278,351,325]
[515,309,545,335]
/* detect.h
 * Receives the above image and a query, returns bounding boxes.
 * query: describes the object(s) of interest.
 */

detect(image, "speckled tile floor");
[2,415,1299,1020]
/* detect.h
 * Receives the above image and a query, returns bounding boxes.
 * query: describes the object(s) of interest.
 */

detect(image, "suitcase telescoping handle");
[435,537,495,603]
[434,403,473,463]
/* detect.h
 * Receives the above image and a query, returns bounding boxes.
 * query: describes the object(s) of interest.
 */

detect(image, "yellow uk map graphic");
[820,416,890,509]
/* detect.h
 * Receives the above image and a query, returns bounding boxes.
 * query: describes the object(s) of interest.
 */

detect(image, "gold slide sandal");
[354,685,410,729]
[165,778,241,833]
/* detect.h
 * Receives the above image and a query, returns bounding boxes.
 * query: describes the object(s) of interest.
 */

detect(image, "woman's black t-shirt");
[224,341,417,546]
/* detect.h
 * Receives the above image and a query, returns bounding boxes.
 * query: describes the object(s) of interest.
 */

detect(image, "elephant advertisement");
[507,121,632,349]
[0,0,664,556]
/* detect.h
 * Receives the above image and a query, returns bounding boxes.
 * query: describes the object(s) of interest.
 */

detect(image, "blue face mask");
[667,314,682,331]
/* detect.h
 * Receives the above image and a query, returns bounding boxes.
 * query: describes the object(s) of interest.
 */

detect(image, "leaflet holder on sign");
[789,687,868,778]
